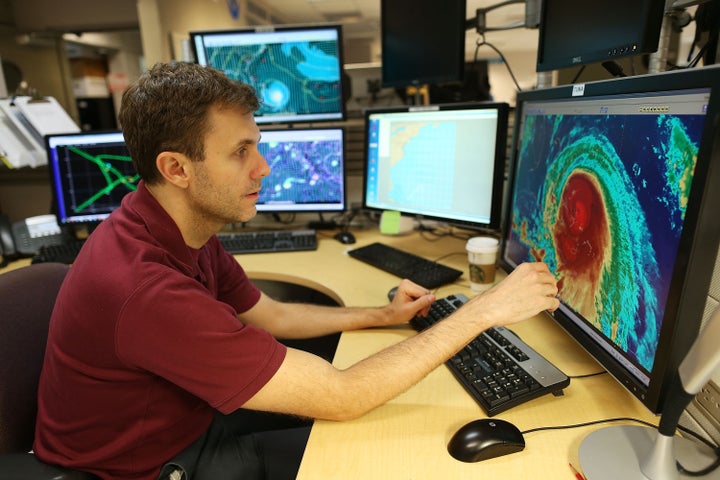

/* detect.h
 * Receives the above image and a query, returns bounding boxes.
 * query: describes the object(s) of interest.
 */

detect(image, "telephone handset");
[0,213,66,265]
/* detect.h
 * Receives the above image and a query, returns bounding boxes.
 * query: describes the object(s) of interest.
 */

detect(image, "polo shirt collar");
[127,181,203,277]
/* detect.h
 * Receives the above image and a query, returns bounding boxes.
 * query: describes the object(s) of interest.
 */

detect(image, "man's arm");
[238,278,435,339]
[242,262,559,421]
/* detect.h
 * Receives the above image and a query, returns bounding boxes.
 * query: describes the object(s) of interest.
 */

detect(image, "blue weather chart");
[206,41,342,116]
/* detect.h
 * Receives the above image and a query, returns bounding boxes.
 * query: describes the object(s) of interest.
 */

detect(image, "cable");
[570,65,586,84]
[520,416,657,435]
[568,371,607,379]
[474,35,522,92]
[678,447,720,476]
[432,251,466,264]
[521,416,720,476]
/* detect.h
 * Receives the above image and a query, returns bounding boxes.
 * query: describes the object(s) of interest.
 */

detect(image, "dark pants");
[157,410,312,480]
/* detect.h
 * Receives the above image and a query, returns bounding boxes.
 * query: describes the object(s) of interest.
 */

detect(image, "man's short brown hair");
[118,62,260,184]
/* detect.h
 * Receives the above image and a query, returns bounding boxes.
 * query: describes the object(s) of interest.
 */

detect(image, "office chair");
[0,262,98,479]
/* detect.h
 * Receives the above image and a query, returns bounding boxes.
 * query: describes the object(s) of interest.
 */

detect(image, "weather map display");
[364,105,505,228]
[256,128,345,212]
[191,25,345,124]
[503,88,709,383]
[46,131,138,225]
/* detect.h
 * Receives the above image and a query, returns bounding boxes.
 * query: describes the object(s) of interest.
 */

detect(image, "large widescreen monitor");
[190,24,346,125]
[362,102,508,231]
[536,0,665,72]
[500,65,720,415]
[257,127,345,213]
[45,130,138,227]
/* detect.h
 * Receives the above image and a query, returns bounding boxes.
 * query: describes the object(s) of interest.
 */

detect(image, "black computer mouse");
[447,418,525,463]
[387,285,399,301]
[334,231,356,244]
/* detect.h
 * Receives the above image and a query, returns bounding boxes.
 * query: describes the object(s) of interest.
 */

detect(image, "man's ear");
[156,151,191,188]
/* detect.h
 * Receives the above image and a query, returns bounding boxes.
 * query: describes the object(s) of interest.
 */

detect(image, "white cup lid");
[466,236,499,253]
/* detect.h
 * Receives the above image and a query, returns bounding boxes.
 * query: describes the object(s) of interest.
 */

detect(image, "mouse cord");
[521,417,720,476]
[520,416,657,436]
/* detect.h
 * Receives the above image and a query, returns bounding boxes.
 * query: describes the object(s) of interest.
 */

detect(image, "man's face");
[188,106,270,226]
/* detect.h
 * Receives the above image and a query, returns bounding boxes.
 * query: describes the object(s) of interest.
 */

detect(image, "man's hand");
[381,279,435,326]
[461,262,559,330]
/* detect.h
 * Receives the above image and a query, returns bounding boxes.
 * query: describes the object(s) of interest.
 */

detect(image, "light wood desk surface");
[4,227,660,479]
[233,227,660,479]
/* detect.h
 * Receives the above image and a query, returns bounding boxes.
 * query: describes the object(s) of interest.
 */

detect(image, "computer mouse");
[334,231,356,244]
[387,285,399,301]
[447,418,525,463]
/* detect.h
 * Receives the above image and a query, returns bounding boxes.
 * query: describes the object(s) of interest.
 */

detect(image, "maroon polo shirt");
[34,182,286,480]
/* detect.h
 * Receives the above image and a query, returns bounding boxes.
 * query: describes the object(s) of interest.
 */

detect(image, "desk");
[235,228,660,479]
[4,228,660,478]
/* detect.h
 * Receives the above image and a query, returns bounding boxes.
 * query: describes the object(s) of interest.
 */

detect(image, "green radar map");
[57,144,138,215]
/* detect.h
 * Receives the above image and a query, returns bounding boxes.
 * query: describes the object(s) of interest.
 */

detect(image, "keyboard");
[347,242,463,289]
[410,293,570,416]
[217,229,318,254]
[31,239,86,264]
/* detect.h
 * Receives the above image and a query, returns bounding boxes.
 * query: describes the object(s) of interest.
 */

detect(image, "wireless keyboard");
[217,229,318,254]
[347,242,463,289]
[410,293,570,416]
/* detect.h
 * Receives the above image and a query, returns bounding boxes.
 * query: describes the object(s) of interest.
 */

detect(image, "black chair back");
[0,262,69,453]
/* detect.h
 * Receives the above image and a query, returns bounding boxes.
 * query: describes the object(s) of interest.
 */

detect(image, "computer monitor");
[499,65,720,415]
[380,0,467,88]
[45,130,138,227]
[362,102,508,231]
[257,127,345,213]
[190,24,346,125]
[536,0,665,72]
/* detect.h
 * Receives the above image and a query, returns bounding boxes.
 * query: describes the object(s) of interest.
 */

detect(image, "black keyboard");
[410,293,570,416]
[31,239,86,264]
[217,229,318,254]
[347,242,463,289]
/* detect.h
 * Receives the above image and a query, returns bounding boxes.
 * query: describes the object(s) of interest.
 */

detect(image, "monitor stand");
[579,425,720,479]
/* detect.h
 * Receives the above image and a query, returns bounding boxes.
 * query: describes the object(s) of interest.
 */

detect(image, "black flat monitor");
[190,24,346,125]
[46,130,137,227]
[536,0,665,72]
[381,0,467,88]
[257,127,345,213]
[500,65,720,414]
[362,102,508,231]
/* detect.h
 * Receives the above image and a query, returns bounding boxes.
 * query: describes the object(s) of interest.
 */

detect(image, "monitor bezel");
[361,101,509,232]
[536,0,665,72]
[499,66,720,414]
[256,126,347,214]
[190,23,347,125]
[45,129,135,228]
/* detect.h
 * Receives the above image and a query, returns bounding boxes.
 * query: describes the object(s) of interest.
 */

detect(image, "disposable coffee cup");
[466,236,499,293]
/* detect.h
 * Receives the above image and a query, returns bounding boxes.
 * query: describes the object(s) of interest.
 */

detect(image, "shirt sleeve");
[204,235,262,314]
[114,267,286,413]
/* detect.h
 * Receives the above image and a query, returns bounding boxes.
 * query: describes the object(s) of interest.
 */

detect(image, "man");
[34,62,559,480]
